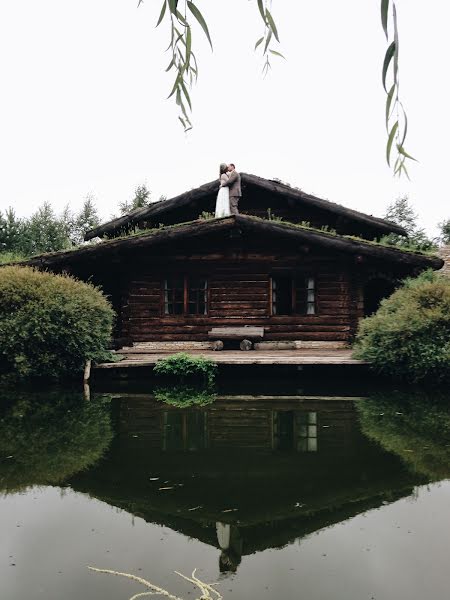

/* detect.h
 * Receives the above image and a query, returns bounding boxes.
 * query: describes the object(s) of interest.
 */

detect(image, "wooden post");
[83,359,92,383]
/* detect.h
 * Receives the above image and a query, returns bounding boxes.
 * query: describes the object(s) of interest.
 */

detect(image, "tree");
[382,195,436,251]
[119,184,152,215]
[20,202,71,256]
[71,195,101,245]
[0,208,25,254]
[138,0,411,175]
[438,219,450,245]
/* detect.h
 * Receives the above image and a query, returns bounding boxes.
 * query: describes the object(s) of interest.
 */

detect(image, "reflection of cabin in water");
[118,396,357,455]
[26,173,443,346]
[70,396,426,572]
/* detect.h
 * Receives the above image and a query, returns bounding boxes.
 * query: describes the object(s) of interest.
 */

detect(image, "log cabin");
[25,173,443,349]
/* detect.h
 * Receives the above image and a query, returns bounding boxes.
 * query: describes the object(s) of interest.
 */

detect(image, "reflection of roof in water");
[68,396,427,556]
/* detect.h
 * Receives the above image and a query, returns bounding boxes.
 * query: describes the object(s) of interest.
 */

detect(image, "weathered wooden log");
[240,339,253,351]
[212,340,224,351]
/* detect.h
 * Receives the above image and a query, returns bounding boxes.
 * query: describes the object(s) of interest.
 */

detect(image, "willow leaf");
[269,49,286,59]
[255,36,264,50]
[168,0,178,14]
[165,57,175,72]
[156,1,167,27]
[385,83,396,128]
[187,2,213,50]
[180,79,192,111]
[264,29,272,55]
[186,26,192,66]
[396,144,417,161]
[399,103,408,146]
[382,41,396,91]
[400,161,410,180]
[265,9,280,43]
[166,23,175,51]
[168,74,181,99]
[179,116,186,128]
[393,4,399,83]
[381,0,390,39]
[386,120,398,165]
[257,0,267,24]
[175,10,188,26]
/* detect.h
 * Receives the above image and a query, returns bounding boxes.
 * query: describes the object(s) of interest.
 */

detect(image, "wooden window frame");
[269,273,317,316]
[162,275,210,317]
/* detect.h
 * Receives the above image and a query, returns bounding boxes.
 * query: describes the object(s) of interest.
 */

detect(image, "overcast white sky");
[0,1,448,235]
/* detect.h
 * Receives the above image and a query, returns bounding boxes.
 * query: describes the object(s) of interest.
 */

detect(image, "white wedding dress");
[215,173,231,218]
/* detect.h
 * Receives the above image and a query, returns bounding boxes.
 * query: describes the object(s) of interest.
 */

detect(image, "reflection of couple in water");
[216,522,243,573]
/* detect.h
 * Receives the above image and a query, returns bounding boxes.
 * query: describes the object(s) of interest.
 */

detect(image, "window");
[164,277,184,315]
[297,411,318,452]
[271,275,316,315]
[163,276,208,316]
[162,411,208,451]
[272,410,318,452]
[271,276,293,315]
[188,276,208,315]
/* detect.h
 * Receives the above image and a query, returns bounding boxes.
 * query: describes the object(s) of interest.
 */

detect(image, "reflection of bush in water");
[154,384,217,407]
[0,392,113,494]
[356,391,450,480]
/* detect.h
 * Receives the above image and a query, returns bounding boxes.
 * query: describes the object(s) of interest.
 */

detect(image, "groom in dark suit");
[220,163,242,215]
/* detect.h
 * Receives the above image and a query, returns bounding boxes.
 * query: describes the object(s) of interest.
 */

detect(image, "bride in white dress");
[215,163,231,218]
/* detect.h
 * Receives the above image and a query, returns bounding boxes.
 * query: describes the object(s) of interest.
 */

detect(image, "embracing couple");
[215,163,242,218]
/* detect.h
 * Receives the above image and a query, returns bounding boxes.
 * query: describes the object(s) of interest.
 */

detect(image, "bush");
[353,271,450,383]
[0,266,115,380]
[153,352,217,385]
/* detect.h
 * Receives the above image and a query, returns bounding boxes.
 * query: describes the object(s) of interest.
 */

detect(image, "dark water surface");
[1,385,449,600]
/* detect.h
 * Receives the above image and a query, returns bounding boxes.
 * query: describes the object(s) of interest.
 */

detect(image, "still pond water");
[1,382,449,600]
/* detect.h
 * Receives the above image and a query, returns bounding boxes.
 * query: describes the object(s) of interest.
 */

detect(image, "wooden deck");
[95,348,367,369]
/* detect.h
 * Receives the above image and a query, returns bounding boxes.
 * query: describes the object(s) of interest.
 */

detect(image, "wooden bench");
[208,326,265,351]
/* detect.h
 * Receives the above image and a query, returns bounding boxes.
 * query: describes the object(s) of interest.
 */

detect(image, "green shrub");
[0,266,115,380]
[153,352,217,385]
[353,271,450,383]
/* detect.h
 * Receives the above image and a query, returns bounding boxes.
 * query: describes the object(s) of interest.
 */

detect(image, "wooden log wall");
[121,253,356,343]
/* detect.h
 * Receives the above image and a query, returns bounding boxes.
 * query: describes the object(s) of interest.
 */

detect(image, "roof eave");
[27,215,443,271]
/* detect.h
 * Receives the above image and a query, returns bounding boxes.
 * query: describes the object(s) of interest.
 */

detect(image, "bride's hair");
[219,163,228,176]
